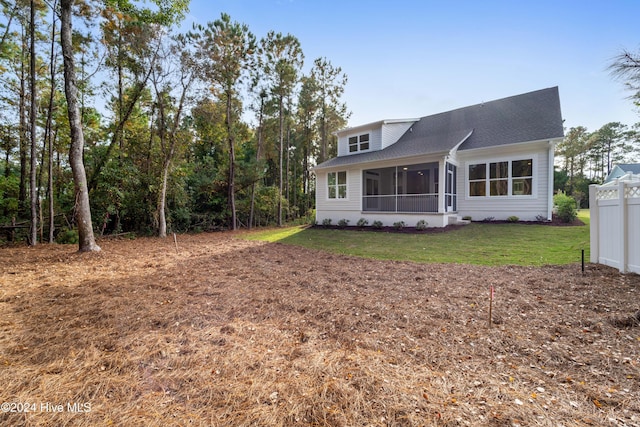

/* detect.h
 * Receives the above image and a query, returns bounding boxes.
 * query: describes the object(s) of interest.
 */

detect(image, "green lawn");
[242,211,590,266]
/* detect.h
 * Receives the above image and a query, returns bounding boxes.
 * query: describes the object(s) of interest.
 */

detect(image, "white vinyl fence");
[589,175,640,274]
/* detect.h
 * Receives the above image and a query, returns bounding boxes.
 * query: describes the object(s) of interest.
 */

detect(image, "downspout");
[547,140,556,220]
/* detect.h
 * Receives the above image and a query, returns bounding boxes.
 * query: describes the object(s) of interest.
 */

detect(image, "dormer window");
[349,133,370,153]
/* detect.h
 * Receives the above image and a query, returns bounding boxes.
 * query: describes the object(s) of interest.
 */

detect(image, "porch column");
[438,158,446,213]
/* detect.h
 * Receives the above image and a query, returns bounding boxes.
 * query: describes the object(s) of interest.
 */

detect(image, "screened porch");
[362,162,456,213]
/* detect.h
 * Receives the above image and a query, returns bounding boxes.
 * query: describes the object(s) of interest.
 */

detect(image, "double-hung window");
[468,158,533,197]
[511,159,533,195]
[328,171,347,199]
[348,134,370,153]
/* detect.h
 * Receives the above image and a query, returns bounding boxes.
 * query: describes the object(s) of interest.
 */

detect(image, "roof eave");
[334,118,420,136]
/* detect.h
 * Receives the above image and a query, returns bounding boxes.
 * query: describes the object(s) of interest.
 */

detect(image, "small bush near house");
[357,218,369,227]
[322,218,332,227]
[535,214,547,222]
[483,216,495,222]
[372,220,383,229]
[507,216,519,222]
[393,221,405,230]
[416,220,428,230]
[554,192,577,223]
[337,219,349,228]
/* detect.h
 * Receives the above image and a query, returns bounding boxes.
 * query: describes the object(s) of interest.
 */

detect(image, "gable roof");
[315,87,564,170]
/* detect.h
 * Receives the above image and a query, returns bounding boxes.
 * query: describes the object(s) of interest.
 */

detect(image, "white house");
[313,87,565,227]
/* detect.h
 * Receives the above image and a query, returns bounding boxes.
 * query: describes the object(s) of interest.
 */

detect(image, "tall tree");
[248,88,266,229]
[28,0,37,244]
[191,13,256,230]
[555,126,590,193]
[610,48,640,105]
[151,34,195,237]
[90,0,189,191]
[59,0,100,251]
[296,75,318,201]
[260,31,303,226]
[310,57,349,164]
[593,122,629,178]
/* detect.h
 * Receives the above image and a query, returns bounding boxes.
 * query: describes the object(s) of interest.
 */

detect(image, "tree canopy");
[0,4,351,247]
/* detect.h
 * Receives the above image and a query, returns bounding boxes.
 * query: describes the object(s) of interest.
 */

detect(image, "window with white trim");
[468,158,533,197]
[327,171,347,199]
[348,134,370,153]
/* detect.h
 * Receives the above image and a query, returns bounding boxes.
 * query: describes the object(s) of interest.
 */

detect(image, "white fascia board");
[448,129,474,156]
[457,137,562,154]
[334,118,420,136]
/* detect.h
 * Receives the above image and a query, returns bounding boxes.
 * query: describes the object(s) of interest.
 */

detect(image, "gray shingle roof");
[315,87,564,170]
[617,164,640,174]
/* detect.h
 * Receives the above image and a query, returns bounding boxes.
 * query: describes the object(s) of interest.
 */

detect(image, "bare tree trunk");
[249,92,265,229]
[46,2,57,243]
[226,91,236,230]
[158,157,170,238]
[19,28,28,216]
[285,99,291,217]
[60,0,100,252]
[278,95,283,227]
[29,0,37,246]
[48,129,55,243]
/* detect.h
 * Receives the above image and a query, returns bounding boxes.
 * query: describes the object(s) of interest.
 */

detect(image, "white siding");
[336,121,416,156]
[315,168,361,219]
[380,122,415,149]
[456,142,552,221]
[337,128,382,156]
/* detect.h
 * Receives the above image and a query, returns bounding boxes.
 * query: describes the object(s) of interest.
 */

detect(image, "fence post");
[589,184,599,264]
[619,180,628,274]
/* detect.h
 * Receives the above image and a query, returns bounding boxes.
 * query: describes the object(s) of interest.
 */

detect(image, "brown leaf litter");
[0,232,638,426]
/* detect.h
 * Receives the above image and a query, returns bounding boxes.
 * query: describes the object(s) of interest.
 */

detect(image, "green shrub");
[322,218,332,227]
[337,219,349,227]
[507,215,519,222]
[356,218,369,227]
[393,221,405,230]
[416,219,428,230]
[554,192,577,223]
[372,220,383,229]
[56,228,79,244]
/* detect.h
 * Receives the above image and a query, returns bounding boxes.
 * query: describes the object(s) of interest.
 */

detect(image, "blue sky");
[185,0,640,132]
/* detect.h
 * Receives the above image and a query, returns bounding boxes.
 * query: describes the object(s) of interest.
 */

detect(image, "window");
[359,133,369,150]
[468,158,533,197]
[328,171,347,199]
[490,161,508,196]
[348,134,370,153]
[348,136,358,153]
[512,159,532,195]
[468,163,486,196]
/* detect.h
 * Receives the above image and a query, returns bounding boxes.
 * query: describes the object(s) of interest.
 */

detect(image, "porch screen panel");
[363,162,438,213]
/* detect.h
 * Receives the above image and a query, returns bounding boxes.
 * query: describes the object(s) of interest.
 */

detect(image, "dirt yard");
[0,232,639,426]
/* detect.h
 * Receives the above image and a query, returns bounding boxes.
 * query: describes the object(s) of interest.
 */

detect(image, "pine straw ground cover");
[0,233,639,427]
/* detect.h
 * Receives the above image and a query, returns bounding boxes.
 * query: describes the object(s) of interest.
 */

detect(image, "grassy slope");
[242,211,590,266]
